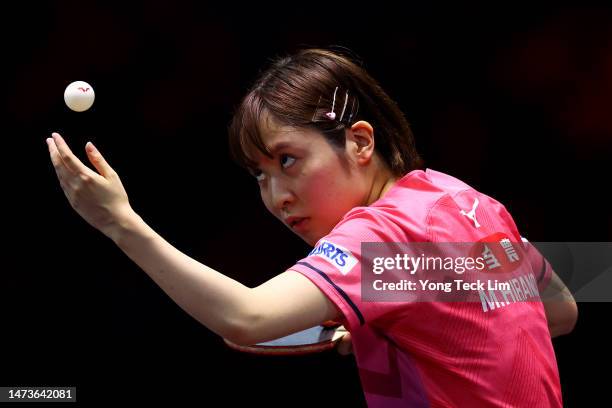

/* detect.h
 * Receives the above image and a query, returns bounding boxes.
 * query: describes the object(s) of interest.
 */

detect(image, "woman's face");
[247,118,385,246]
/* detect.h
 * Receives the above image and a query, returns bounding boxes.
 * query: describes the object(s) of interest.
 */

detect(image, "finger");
[48,139,76,204]
[85,141,116,179]
[47,137,74,182]
[51,132,98,178]
[337,332,353,356]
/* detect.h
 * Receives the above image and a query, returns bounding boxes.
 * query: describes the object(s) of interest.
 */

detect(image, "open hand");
[46,132,134,240]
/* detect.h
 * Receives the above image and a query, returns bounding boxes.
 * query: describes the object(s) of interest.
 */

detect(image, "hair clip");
[339,90,349,122]
[314,86,357,124]
[325,86,339,120]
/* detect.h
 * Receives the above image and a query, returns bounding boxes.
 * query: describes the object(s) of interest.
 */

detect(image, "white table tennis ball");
[64,81,95,112]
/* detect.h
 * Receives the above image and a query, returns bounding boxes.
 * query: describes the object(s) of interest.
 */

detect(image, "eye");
[250,155,296,183]
[251,168,265,183]
[280,154,296,169]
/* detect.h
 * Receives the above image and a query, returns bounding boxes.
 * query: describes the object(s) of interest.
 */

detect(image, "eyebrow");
[247,141,295,172]
[268,141,294,154]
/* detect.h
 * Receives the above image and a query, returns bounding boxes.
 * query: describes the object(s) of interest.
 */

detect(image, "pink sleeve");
[521,237,554,293]
[289,208,407,332]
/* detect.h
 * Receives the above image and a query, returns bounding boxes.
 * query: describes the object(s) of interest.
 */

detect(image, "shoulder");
[422,170,521,241]
[329,169,474,242]
[332,168,517,243]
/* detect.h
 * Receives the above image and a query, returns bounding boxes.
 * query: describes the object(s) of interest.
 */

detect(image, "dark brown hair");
[228,47,423,177]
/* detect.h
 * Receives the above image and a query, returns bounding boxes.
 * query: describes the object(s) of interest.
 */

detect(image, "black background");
[2,1,611,406]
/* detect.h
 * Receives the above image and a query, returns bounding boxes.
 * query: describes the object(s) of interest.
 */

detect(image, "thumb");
[86,142,114,178]
[337,332,353,356]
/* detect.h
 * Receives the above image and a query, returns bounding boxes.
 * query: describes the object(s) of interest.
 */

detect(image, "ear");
[348,120,375,165]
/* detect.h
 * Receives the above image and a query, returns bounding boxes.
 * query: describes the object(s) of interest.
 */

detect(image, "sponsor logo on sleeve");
[308,240,358,275]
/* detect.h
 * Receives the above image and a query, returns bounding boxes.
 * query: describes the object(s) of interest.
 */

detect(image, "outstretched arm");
[46,133,339,345]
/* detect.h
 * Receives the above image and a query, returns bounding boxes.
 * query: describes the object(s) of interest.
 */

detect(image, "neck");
[365,170,397,206]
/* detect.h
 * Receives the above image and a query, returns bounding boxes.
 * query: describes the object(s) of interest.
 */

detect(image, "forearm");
[542,272,578,338]
[544,297,578,338]
[548,321,574,338]
[109,210,253,342]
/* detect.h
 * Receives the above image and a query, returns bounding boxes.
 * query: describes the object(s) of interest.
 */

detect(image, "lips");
[292,218,309,231]
[286,216,308,230]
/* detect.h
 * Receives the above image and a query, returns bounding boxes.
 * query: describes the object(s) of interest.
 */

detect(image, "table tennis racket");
[224,324,348,356]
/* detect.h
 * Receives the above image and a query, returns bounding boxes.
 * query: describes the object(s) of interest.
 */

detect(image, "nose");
[268,176,294,215]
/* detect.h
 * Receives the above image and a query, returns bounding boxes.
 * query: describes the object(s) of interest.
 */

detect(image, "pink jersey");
[289,168,562,407]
